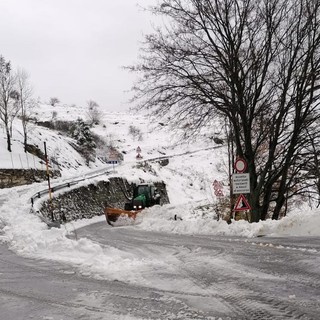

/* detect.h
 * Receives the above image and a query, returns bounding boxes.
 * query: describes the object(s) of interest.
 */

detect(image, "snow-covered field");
[0,103,319,286]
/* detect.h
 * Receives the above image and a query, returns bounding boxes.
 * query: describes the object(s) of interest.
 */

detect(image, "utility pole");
[44,141,53,221]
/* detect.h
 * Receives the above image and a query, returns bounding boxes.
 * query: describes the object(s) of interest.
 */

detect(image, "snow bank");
[0,186,170,286]
[136,203,320,238]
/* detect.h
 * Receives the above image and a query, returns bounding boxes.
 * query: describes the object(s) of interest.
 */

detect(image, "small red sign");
[234,194,251,211]
[215,190,224,197]
[234,158,247,173]
[213,180,224,197]
[213,180,222,189]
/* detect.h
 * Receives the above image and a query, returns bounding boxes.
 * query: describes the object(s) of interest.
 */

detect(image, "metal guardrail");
[146,145,223,162]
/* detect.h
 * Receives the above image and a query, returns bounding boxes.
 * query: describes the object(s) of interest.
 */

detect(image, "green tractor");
[105,183,161,225]
[125,183,161,211]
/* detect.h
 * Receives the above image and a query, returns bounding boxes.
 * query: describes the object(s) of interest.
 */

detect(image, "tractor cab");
[133,184,160,207]
[131,183,161,209]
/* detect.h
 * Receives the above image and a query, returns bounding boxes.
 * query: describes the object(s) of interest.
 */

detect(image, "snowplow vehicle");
[105,183,161,226]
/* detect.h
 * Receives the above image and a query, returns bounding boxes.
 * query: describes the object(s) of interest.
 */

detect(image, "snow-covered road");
[1,219,320,319]
[76,223,320,319]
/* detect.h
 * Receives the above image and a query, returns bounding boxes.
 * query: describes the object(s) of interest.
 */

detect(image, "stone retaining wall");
[0,169,61,189]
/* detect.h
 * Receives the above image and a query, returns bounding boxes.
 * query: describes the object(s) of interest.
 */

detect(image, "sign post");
[107,150,118,172]
[213,179,224,221]
[232,158,251,219]
[44,142,54,222]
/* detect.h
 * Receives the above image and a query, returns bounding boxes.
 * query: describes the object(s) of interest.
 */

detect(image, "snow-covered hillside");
[0,102,319,284]
[1,105,103,176]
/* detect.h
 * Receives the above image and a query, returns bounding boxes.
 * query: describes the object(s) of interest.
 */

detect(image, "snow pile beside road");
[268,211,320,237]
[0,187,169,285]
[137,203,320,238]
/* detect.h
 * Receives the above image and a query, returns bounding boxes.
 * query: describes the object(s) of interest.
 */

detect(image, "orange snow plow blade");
[104,207,139,226]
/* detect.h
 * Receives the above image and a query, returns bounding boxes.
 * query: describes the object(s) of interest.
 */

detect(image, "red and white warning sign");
[212,179,224,197]
[136,146,142,160]
[234,194,251,211]
[234,158,247,173]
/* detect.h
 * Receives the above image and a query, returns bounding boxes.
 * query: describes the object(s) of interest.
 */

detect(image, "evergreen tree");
[70,118,96,164]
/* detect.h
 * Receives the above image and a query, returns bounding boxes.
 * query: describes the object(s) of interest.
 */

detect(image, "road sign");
[213,179,224,197]
[234,194,251,211]
[213,180,222,189]
[136,146,141,153]
[234,158,247,173]
[108,149,117,161]
[232,173,250,194]
[215,190,224,197]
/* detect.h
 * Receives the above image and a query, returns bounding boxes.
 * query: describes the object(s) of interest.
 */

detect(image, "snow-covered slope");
[0,116,91,175]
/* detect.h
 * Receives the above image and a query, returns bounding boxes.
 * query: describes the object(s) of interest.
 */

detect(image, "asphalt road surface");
[0,222,319,320]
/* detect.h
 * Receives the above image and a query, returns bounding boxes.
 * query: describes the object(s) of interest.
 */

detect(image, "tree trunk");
[23,122,28,152]
[249,190,261,222]
[6,127,11,152]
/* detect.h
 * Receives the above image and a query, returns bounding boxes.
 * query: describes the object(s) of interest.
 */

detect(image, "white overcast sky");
[0,0,157,111]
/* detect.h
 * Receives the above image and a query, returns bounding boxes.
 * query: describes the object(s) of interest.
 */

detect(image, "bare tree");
[128,125,143,141]
[49,97,60,107]
[16,68,35,152]
[8,89,20,138]
[0,56,17,152]
[131,0,320,221]
[86,100,102,125]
